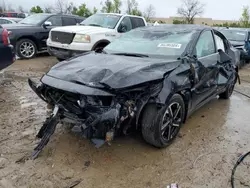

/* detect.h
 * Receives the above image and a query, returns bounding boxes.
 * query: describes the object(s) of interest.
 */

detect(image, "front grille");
[51,31,75,44]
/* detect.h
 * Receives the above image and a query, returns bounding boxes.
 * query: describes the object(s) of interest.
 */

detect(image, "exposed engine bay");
[28,78,163,159]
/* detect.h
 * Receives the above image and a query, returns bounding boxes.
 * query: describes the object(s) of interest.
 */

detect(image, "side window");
[62,17,76,26]
[214,34,225,52]
[195,31,216,58]
[46,16,62,26]
[130,17,145,29]
[118,17,132,33]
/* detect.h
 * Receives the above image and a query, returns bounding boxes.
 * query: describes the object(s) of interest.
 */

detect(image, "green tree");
[71,3,93,17]
[93,7,98,14]
[101,0,114,13]
[126,0,142,16]
[173,19,186,24]
[113,0,122,13]
[240,6,250,28]
[30,6,44,13]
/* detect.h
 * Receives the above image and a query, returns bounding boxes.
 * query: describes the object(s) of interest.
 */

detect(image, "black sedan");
[28,25,238,159]
[2,13,84,59]
[0,26,15,70]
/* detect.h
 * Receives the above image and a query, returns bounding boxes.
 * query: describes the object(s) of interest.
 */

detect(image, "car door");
[130,17,146,29]
[39,16,62,49]
[191,30,220,108]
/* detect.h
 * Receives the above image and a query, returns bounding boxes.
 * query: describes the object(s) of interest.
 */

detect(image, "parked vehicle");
[2,13,85,59]
[0,17,23,24]
[0,26,15,70]
[1,12,26,18]
[47,13,147,61]
[29,25,238,159]
[217,27,250,64]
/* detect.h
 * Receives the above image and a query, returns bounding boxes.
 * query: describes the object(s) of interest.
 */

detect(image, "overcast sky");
[4,0,249,20]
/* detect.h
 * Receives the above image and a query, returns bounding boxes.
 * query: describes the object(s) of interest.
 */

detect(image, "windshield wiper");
[111,52,149,58]
[87,24,102,27]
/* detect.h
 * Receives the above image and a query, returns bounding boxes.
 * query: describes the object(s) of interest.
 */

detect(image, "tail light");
[2,28,10,46]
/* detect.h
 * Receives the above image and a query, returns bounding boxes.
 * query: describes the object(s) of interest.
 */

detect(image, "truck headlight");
[73,34,91,43]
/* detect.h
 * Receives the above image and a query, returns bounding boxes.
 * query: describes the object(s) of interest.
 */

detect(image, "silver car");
[0,17,23,24]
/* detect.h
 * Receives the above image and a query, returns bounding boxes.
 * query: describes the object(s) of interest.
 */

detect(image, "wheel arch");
[91,39,110,51]
[17,36,38,50]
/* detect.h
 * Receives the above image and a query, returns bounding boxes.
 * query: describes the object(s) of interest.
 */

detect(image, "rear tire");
[141,94,185,148]
[16,39,37,59]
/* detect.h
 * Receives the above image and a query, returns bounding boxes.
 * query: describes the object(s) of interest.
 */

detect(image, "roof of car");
[140,24,210,32]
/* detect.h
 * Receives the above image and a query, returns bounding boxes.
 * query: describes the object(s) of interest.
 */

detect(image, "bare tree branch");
[54,0,73,14]
[177,0,205,24]
[144,4,155,21]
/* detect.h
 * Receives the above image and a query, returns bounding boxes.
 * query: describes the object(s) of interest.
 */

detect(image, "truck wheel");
[141,94,185,148]
[16,39,37,59]
[93,43,109,53]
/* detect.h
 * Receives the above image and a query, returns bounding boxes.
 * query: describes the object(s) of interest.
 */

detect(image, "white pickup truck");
[47,13,147,61]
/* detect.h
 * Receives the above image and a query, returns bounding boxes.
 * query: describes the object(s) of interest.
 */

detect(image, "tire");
[57,58,65,62]
[219,83,235,99]
[93,43,109,53]
[141,94,185,148]
[16,39,37,59]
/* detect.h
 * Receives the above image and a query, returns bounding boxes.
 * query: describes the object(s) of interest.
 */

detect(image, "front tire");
[219,83,235,99]
[141,94,185,148]
[16,39,37,59]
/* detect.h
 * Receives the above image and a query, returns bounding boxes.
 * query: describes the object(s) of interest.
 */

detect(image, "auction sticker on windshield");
[158,43,182,48]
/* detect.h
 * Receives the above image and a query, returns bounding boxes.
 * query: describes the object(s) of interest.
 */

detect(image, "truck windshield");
[80,14,121,29]
[104,28,194,59]
[19,14,49,25]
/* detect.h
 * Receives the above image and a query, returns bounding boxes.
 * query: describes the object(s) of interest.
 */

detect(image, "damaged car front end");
[29,25,239,159]
[29,74,164,158]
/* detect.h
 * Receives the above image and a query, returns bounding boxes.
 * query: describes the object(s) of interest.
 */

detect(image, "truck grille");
[51,31,75,44]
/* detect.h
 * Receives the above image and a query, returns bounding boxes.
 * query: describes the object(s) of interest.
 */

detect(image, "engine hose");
[231,151,250,188]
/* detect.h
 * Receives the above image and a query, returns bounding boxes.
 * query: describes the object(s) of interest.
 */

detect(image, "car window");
[118,17,132,33]
[0,19,11,24]
[195,31,216,58]
[130,17,145,29]
[62,17,76,26]
[220,30,246,42]
[46,16,62,26]
[215,34,225,52]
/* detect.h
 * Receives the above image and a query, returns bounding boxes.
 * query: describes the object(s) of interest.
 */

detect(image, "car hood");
[1,23,34,29]
[45,53,181,89]
[230,40,245,47]
[51,25,113,34]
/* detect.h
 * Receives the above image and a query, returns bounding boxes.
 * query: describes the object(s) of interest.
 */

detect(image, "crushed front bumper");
[48,46,87,60]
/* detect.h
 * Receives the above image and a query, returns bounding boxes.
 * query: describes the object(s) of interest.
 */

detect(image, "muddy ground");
[0,55,250,188]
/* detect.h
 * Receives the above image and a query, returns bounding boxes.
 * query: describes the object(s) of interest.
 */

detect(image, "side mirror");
[43,21,52,28]
[118,23,127,33]
[218,49,232,63]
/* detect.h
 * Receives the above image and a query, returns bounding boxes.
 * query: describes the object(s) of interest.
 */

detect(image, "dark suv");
[1,13,85,59]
